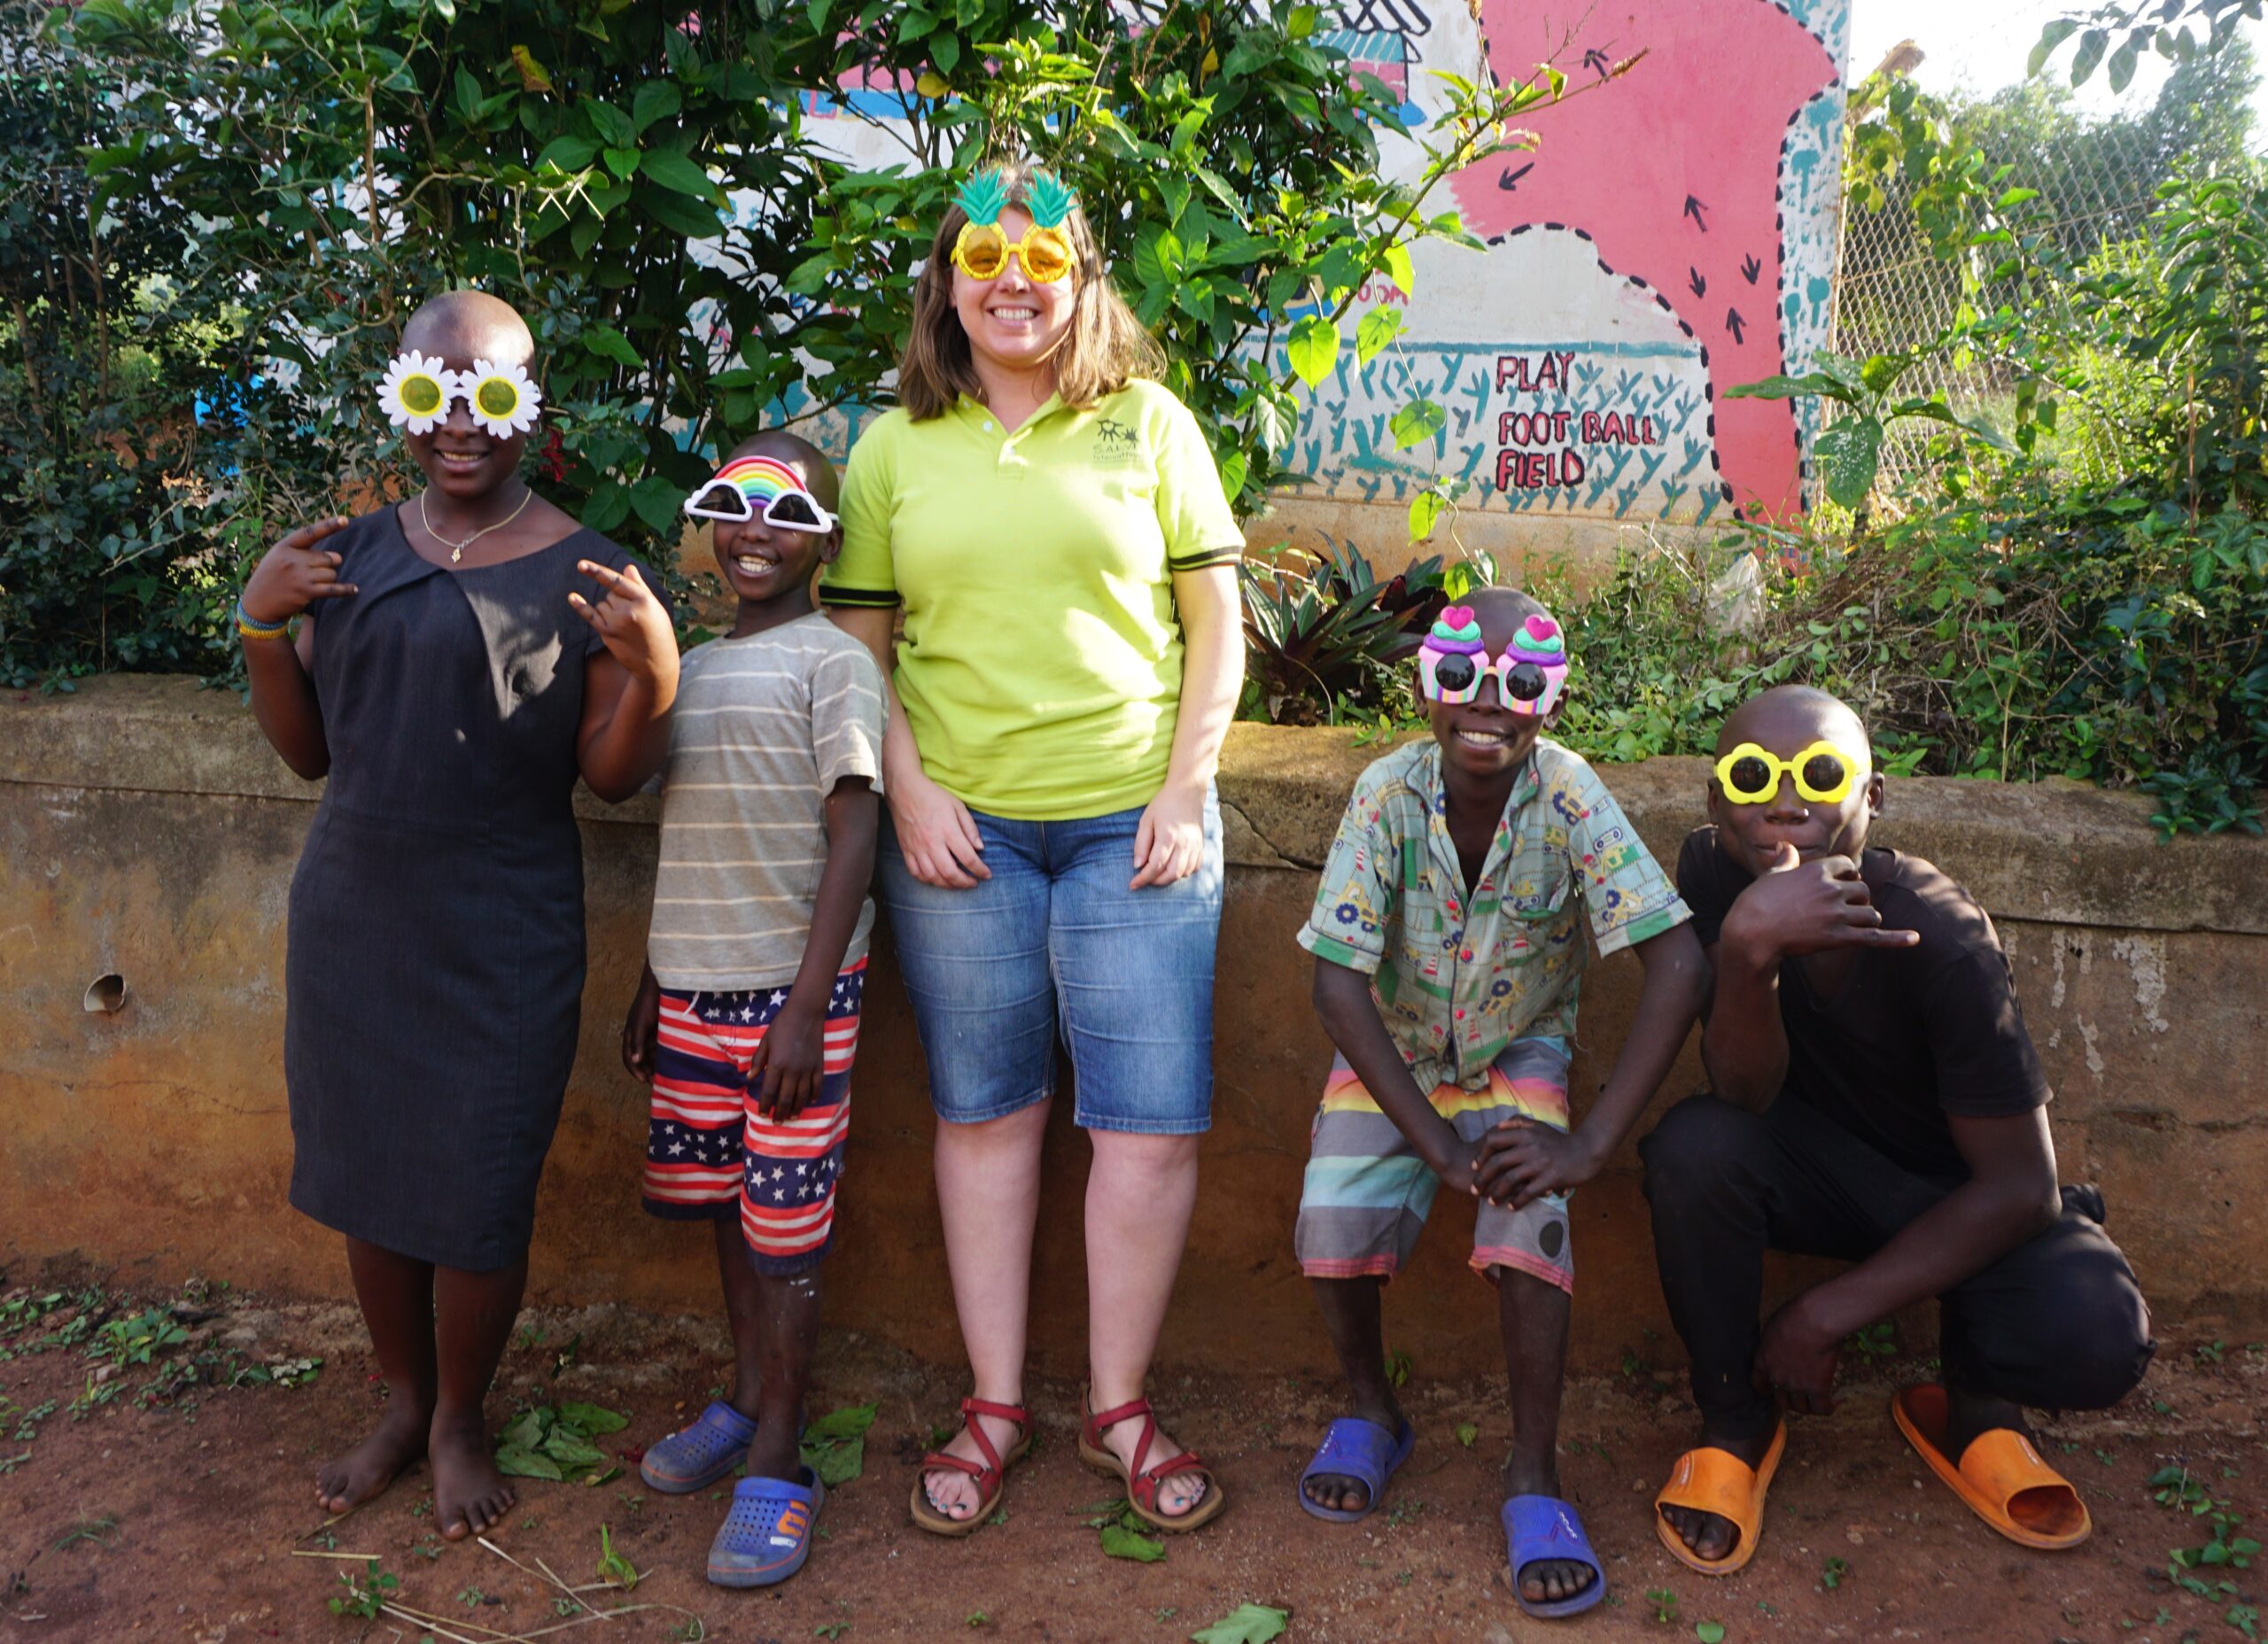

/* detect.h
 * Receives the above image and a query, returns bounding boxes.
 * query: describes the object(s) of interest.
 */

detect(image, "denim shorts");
[876,792,1223,1135]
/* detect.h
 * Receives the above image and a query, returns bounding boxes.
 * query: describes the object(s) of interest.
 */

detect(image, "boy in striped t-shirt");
[619,430,882,1587]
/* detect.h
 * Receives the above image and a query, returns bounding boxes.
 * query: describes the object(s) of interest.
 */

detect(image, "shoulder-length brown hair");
[897,158,1167,421]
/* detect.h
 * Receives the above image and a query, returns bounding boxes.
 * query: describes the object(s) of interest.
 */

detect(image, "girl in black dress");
[239,290,679,1539]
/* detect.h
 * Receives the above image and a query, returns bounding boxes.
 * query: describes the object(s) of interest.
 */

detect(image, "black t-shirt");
[1675,830,2051,1180]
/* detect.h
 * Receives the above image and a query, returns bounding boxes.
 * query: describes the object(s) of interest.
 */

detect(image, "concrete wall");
[4,677,2262,1376]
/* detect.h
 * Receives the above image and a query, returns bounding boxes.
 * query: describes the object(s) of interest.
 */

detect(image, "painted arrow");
[1741,252,1762,283]
[1725,307,1747,344]
[1684,194,1709,230]
[1498,160,1534,191]
[1689,267,1706,298]
[1583,47,1612,81]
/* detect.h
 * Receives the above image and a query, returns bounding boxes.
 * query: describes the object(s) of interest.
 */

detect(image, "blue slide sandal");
[641,1400,758,1493]
[1503,1494,1607,1618]
[1298,1416,1418,1523]
[708,1468,826,1588]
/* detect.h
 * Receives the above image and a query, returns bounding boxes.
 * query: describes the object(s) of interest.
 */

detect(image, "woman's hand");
[241,517,357,624]
[1130,778,1208,889]
[570,560,676,686]
[889,766,990,888]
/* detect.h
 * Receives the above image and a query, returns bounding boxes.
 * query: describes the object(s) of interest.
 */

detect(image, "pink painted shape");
[1452,0,1837,520]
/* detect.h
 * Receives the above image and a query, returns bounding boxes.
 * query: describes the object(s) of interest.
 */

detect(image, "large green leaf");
[1388,398,1444,450]
[1100,1524,1167,1563]
[637,149,715,198]
[495,1445,565,1481]
[1813,420,1883,511]
[636,187,721,237]
[1189,1604,1288,1644]
[1285,315,1339,390]
[1355,306,1403,365]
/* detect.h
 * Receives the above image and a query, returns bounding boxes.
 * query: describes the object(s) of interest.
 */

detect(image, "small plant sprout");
[1821,1555,1850,1590]
[329,1561,398,1619]
[596,1523,640,1592]
[1646,1586,1681,1624]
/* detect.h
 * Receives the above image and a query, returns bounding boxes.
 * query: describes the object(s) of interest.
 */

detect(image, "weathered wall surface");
[4,678,2262,1376]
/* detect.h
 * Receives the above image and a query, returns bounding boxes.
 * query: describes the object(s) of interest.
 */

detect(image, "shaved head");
[1716,684,1867,760]
[399,289,533,368]
[728,429,841,513]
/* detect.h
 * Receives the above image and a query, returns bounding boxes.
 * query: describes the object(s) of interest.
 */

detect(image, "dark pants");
[1639,1094,2155,1443]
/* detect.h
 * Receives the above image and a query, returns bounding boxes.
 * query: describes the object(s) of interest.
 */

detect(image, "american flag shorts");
[641,960,863,1274]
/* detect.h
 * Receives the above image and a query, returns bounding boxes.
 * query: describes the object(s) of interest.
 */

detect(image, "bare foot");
[1661,1423,1777,1563]
[315,1400,429,1516]
[1505,1455,1596,1608]
[1096,1407,1209,1519]
[1301,1405,1406,1516]
[921,1407,1026,1522]
[430,1409,516,1540]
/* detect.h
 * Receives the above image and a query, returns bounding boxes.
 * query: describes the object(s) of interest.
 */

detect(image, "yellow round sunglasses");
[951,221,1075,284]
[1713,740,1871,805]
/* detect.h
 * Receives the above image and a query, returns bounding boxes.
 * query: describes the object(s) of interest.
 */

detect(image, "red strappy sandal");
[1078,1388,1227,1533]
[909,1396,1032,1538]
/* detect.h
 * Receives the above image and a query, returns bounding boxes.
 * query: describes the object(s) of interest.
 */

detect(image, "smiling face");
[708,442,840,609]
[1706,685,1883,872]
[951,206,1078,377]
[396,292,535,504]
[1427,591,1553,779]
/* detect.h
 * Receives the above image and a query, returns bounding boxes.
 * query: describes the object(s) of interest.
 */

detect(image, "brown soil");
[1,1267,2261,1644]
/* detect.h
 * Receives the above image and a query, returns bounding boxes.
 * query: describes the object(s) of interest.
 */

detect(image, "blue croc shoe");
[1503,1493,1607,1618]
[641,1400,758,1494]
[708,1469,825,1588]
[1298,1416,1417,1524]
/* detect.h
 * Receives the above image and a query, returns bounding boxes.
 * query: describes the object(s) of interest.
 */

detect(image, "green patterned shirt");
[1298,737,1690,1091]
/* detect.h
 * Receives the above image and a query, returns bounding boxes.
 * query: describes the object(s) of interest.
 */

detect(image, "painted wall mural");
[1293,0,1851,528]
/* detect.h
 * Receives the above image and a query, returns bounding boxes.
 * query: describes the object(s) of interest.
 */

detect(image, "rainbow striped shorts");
[641,960,864,1274]
[1293,1035,1574,1293]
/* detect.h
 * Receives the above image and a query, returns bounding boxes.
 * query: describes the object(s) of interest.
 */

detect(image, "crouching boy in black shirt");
[1643,685,2152,1577]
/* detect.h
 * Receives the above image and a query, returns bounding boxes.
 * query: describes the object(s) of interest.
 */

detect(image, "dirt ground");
[2,1268,2264,1644]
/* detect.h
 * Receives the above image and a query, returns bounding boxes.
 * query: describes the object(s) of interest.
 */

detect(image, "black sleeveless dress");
[284,504,663,1270]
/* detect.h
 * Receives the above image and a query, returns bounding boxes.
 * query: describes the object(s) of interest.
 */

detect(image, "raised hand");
[569,559,675,683]
[241,516,357,624]
[1722,841,1920,964]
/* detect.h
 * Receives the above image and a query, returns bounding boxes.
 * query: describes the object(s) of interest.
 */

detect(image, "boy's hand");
[1721,841,1920,965]
[1751,1291,1842,1415]
[241,517,357,624]
[1472,1118,1602,1208]
[569,560,676,686]
[748,1000,827,1121]
[620,970,662,1082]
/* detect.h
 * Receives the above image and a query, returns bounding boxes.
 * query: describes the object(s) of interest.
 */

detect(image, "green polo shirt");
[820,379,1244,819]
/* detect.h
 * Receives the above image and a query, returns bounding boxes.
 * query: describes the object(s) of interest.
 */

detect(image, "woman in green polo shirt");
[825,162,1244,1538]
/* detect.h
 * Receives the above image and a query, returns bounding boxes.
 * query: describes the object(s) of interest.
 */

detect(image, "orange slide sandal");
[1891,1385,2091,1550]
[1654,1421,1787,1577]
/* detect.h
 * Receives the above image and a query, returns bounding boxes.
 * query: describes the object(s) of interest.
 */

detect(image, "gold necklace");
[419,486,534,563]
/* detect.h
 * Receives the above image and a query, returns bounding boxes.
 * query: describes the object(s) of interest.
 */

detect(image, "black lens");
[693,482,747,516]
[1802,753,1847,792]
[770,493,820,527]
[1503,662,1548,702]
[1433,654,1478,692]
[1728,756,1775,794]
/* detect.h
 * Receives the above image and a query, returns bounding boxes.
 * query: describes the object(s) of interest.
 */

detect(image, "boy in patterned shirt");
[619,431,882,1587]
[1292,587,1705,1620]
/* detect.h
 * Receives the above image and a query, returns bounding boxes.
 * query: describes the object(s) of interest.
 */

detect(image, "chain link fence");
[1827,10,2258,484]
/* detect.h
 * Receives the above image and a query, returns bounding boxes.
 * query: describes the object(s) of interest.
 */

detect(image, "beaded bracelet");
[235,601,291,641]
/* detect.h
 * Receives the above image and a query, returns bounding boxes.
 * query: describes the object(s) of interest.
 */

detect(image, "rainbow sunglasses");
[1713,741,1872,805]
[1417,606,1571,717]
[681,455,836,531]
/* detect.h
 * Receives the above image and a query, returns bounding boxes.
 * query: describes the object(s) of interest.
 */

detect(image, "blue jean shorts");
[876,792,1223,1135]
